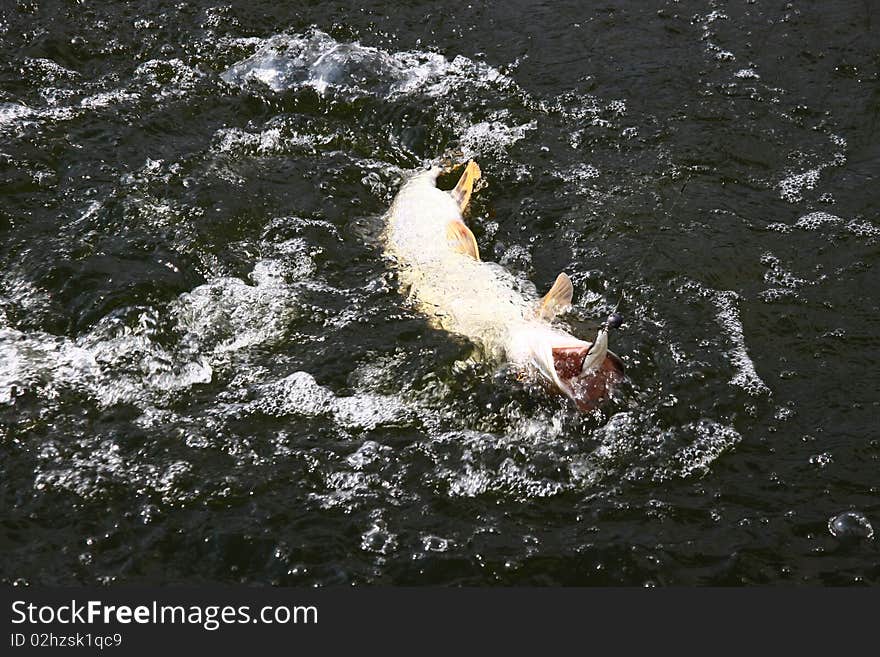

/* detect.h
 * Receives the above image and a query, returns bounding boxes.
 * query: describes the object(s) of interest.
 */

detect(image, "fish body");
[383,162,622,410]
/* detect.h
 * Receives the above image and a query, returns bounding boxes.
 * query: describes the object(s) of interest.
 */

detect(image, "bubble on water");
[421,534,452,552]
[774,406,795,421]
[314,460,411,512]
[785,212,877,239]
[133,406,180,430]
[446,466,494,498]
[80,319,214,407]
[844,219,880,238]
[424,426,573,500]
[569,413,742,485]
[33,436,125,498]
[22,58,80,83]
[33,427,198,502]
[795,212,842,230]
[759,253,808,300]
[606,99,627,115]
[498,243,532,269]
[759,288,799,303]
[761,251,802,287]
[570,163,600,181]
[669,420,742,478]
[360,517,398,555]
[809,452,833,468]
[828,511,874,540]
[345,441,392,470]
[776,133,847,204]
[779,168,821,203]
[829,133,847,148]
[734,68,760,80]
[0,269,54,321]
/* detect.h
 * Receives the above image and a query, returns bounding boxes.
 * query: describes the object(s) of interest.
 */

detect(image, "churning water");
[1,0,878,584]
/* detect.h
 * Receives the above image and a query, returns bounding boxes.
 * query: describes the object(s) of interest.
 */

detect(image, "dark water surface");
[1,0,878,585]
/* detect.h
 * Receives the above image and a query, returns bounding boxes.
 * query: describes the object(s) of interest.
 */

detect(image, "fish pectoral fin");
[450,160,481,212]
[538,272,573,321]
[445,221,480,260]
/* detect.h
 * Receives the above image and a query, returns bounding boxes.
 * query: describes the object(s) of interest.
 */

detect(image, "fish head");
[550,342,625,411]
[521,325,625,412]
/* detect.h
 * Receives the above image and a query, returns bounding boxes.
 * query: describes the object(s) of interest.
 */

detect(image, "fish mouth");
[520,324,625,412]
[551,342,625,412]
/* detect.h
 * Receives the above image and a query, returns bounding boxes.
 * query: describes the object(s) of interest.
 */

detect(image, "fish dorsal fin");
[446,221,480,260]
[450,160,481,212]
[538,272,573,321]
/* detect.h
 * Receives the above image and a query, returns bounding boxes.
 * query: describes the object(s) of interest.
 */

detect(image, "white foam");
[711,291,770,396]
[787,212,878,239]
[212,125,318,157]
[566,412,744,486]
[779,168,821,203]
[1,247,312,410]
[570,163,600,180]
[250,369,413,431]
[175,257,305,358]
[22,58,79,83]
[33,429,197,503]
[0,270,53,321]
[845,219,880,238]
[795,211,843,230]
[253,371,335,417]
[79,90,140,109]
[333,393,412,430]
[0,102,32,128]
[761,253,807,290]
[346,440,393,470]
[669,420,742,478]
[778,133,847,203]
[220,29,514,100]
[0,328,99,405]
[457,116,536,158]
[134,58,205,97]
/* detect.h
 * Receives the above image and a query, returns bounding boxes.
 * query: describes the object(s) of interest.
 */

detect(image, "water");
[1,0,878,585]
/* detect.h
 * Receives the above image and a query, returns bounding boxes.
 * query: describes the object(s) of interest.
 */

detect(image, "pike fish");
[383,160,624,411]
